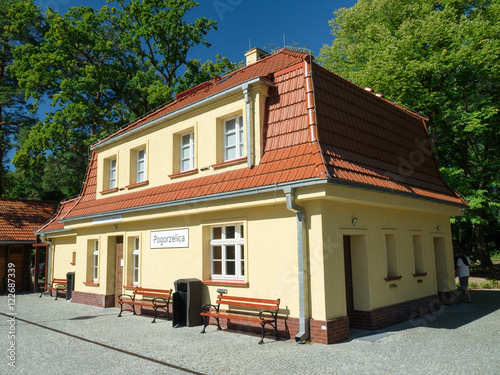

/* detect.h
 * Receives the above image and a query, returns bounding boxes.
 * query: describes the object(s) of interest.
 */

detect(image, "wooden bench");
[200,294,281,344]
[117,287,172,323]
[39,278,67,300]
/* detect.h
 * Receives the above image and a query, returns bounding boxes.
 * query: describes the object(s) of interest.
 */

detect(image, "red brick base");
[353,295,442,330]
[309,317,350,344]
[201,314,349,345]
[72,291,114,308]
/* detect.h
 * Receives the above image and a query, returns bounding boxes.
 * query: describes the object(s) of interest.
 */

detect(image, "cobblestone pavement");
[0,290,499,374]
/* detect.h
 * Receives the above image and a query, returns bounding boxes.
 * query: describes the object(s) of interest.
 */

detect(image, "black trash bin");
[66,272,75,300]
[173,278,202,327]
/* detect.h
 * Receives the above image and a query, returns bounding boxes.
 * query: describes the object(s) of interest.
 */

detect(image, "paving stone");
[0,290,499,374]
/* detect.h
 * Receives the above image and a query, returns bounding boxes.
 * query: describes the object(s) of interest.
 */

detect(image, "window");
[133,237,140,285]
[412,235,424,274]
[180,132,194,172]
[224,116,244,161]
[136,149,146,182]
[210,224,245,280]
[93,240,99,282]
[385,234,398,278]
[109,158,117,189]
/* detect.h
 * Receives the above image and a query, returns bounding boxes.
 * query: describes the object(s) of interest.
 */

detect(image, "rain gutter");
[54,177,326,225]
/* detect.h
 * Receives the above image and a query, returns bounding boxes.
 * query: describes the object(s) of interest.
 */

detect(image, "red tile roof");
[40,49,466,232]
[0,199,58,241]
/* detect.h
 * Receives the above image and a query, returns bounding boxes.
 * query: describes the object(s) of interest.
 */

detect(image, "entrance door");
[343,235,355,328]
[114,236,124,307]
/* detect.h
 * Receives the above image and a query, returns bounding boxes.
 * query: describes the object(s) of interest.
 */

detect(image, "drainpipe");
[243,83,254,167]
[284,186,309,343]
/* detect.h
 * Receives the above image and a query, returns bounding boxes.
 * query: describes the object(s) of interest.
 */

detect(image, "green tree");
[7,0,237,198]
[0,0,40,197]
[319,0,500,266]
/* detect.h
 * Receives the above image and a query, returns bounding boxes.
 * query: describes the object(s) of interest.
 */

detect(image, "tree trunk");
[474,222,493,267]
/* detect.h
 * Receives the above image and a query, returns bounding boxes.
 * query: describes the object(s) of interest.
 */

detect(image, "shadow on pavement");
[347,290,500,342]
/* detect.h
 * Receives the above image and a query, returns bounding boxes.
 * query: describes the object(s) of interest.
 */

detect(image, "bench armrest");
[201,304,219,313]
[118,293,135,302]
[152,297,169,306]
[259,310,278,320]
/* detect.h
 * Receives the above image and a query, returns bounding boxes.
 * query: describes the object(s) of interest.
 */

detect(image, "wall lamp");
[352,217,358,227]
[436,225,441,231]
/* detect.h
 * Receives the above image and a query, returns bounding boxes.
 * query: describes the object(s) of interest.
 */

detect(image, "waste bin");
[173,278,202,327]
[66,272,75,300]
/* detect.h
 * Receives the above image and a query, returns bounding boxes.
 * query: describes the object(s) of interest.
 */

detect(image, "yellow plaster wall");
[49,235,77,280]
[319,199,455,319]
[95,83,269,198]
[54,201,302,315]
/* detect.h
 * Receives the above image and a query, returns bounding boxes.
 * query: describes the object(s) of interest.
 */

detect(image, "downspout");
[284,186,309,343]
[243,83,254,167]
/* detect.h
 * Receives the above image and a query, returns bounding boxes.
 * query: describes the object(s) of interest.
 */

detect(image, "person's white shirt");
[456,257,470,278]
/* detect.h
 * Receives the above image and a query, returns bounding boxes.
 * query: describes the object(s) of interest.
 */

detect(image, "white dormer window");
[109,158,117,189]
[180,132,194,172]
[136,149,146,182]
[224,116,244,161]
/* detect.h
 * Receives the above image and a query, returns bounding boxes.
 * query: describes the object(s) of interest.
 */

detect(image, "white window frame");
[109,158,117,189]
[180,132,194,172]
[223,116,244,161]
[209,224,245,280]
[136,148,146,182]
[132,237,140,286]
[92,240,99,283]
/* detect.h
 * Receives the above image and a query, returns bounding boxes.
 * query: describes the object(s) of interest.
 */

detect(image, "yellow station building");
[38,48,467,344]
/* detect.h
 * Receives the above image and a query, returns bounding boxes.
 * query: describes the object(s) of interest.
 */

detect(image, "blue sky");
[7,0,356,169]
[34,0,356,62]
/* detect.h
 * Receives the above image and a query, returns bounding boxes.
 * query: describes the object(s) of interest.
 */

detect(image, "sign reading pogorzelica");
[150,229,189,249]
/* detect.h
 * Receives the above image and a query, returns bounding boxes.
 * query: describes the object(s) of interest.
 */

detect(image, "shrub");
[469,282,479,289]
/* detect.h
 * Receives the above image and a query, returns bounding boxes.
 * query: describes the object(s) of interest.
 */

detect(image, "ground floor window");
[210,224,244,280]
[93,240,99,282]
[133,237,140,285]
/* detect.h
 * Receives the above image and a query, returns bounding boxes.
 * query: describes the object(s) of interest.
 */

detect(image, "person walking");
[456,252,472,303]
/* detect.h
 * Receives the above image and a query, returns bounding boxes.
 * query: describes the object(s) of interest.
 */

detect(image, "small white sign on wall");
[150,229,189,249]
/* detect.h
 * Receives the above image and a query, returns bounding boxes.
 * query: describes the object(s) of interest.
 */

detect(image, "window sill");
[384,276,402,282]
[211,157,246,169]
[83,282,99,287]
[202,280,248,287]
[99,187,118,195]
[125,180,149,190]
[413,272,428,277]
[168,169,198,179]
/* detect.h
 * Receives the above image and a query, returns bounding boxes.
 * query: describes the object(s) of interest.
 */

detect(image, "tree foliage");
[319,0,500,265]
[6,0,239,199]
[0,0,39,196]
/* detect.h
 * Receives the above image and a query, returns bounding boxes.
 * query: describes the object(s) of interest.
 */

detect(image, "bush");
[469,282,479,289]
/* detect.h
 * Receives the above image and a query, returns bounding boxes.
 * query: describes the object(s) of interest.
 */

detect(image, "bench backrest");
[134,287,172,299]
[52,278,67,284]
[217,295,280,311]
